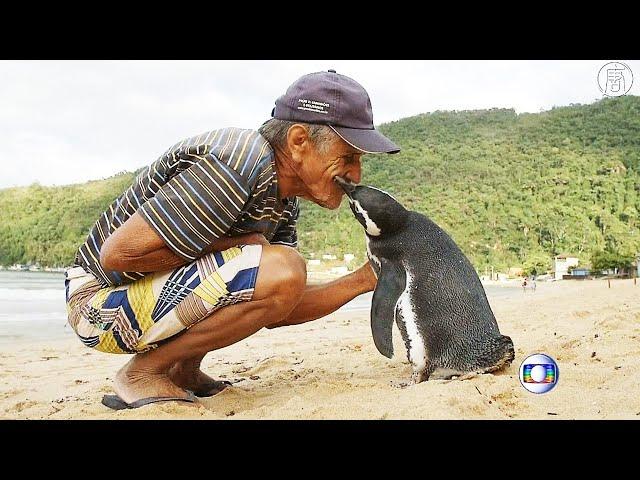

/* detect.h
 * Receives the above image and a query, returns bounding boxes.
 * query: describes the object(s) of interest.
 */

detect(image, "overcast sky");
[1,60,638,189]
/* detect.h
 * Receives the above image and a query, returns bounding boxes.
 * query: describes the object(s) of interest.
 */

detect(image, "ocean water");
[0,270,522,344]
[0,270,71,344]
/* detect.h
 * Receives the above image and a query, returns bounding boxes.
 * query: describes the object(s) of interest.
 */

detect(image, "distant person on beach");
[64,70,400,409]
[522,277,536,293]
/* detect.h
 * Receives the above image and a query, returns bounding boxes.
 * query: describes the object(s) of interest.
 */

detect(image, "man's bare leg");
[113,246,306,404]
[169,260,379,396]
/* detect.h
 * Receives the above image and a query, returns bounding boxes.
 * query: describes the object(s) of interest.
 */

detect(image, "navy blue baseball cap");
[271,70,400,154]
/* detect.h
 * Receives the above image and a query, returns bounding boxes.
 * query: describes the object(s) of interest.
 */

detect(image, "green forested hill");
[2,96,639,272]
[0,173,137,267]
[299,96,640,272]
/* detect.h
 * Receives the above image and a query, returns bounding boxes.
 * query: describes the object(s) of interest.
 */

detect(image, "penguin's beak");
[334,176,356,199]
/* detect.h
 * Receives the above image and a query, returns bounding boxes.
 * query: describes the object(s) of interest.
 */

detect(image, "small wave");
[0,288,65,302]
[0,312,67,322]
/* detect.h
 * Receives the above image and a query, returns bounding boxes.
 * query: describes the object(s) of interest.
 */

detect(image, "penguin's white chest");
[395,267,427,372]
[365,236,381,278]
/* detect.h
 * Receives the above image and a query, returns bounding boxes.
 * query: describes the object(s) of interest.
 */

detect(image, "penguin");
[334,176,515,384]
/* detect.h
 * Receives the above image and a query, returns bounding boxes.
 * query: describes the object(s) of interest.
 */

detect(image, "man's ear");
[286,124,310,164]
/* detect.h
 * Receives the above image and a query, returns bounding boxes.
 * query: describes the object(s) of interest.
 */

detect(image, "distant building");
[508,267,524,277]
[554,254,579,280]
[330,266,349,275]
[570,267,591,277]
[343,253,355,264]
[8,264,28,271]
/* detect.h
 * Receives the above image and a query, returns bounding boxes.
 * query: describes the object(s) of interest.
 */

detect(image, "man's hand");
[203,232,270,253]
[244,233,270,246]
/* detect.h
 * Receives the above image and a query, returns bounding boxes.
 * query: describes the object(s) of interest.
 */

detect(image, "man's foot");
[114,358,192,405]
[168,362,231,397]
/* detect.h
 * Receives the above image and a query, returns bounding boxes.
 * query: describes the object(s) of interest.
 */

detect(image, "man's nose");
[345,162,362,184]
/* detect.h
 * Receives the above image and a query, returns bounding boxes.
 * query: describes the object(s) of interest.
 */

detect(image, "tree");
[522,251,550,276]
[591,250,634,272]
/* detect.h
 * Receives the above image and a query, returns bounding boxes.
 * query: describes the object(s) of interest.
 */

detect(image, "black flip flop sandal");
[101,390,197,410]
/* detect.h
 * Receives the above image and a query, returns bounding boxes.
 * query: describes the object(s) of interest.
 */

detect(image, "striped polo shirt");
[73,127,299,287]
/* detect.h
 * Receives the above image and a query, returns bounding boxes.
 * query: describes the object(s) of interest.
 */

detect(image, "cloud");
[1,60,637,188]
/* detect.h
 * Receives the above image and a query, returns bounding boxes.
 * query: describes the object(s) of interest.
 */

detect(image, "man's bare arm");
[100,211,268,273]
[267,262,377,329]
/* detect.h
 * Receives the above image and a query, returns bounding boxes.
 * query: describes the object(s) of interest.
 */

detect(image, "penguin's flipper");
[371,258,406,358]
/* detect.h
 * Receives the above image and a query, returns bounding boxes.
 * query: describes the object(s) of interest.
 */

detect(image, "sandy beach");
[1,278,639,419]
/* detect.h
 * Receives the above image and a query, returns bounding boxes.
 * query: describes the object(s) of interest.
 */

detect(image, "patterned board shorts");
[65,244,262,354]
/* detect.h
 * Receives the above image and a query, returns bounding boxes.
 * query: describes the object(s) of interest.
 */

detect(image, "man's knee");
[254,245,306,308]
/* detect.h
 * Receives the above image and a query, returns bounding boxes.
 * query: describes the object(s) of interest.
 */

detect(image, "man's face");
[296,137,363,210]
